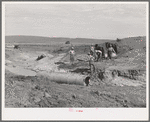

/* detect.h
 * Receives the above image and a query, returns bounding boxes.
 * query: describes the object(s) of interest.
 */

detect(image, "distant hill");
[5,35,114,45]
[118,36,146,49]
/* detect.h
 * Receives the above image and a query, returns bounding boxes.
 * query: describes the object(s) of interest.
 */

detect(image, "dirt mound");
[116,36,146,57]
[33,53,66,72]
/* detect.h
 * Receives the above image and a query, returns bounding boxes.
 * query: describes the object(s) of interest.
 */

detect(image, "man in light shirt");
[69,47,75,65]
[108,44,116,59]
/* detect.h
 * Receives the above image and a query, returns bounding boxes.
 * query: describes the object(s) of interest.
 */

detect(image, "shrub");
[14,45,19,49]
[116,38,121,42]
[36,54,46,61]
[65,41,70,44]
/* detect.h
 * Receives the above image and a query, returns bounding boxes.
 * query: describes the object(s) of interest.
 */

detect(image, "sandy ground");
[5,38,146,107]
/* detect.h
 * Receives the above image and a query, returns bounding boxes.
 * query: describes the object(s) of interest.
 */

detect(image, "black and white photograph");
[2,1,149,120]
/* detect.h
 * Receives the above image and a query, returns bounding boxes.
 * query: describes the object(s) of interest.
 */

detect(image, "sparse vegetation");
[116,38,121,42]
[14,45,20,49]
[65,41,70,44]
[36,54,46,61]
[5,35,146,108]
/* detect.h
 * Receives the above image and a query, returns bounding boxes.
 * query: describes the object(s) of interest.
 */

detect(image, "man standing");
[90,43,98,62]
[90,44,95,56]
[69,47,75,65]
[108,44,116,59]
[95,50,102,62]
[95,44,103,62]
[87,52,95,75]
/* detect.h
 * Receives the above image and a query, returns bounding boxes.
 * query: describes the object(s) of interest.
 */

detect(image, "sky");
[5,2,147,39]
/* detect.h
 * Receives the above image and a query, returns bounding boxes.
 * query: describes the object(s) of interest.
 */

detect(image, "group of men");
[89,43,117,62]
[68,43,117,66]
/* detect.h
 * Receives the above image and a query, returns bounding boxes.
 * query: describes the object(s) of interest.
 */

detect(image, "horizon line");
[5,35,146,40]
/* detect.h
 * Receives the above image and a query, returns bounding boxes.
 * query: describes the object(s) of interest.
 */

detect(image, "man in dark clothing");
[112,44,118,54]
[105,42,110,49]
[95,44,104,61]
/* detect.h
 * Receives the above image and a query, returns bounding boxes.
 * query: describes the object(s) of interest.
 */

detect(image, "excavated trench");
[89,63,146,87]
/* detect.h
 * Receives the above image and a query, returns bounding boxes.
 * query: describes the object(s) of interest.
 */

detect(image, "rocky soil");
[5,36,147,108]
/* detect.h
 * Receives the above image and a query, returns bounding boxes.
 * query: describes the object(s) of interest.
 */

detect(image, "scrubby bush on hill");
[14,45,20,49]
[116,38,121,42]
[65,41,70,44]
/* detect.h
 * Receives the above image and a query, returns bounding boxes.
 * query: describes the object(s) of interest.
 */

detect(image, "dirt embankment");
[5,70,146,108]
[5,36,146,108]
